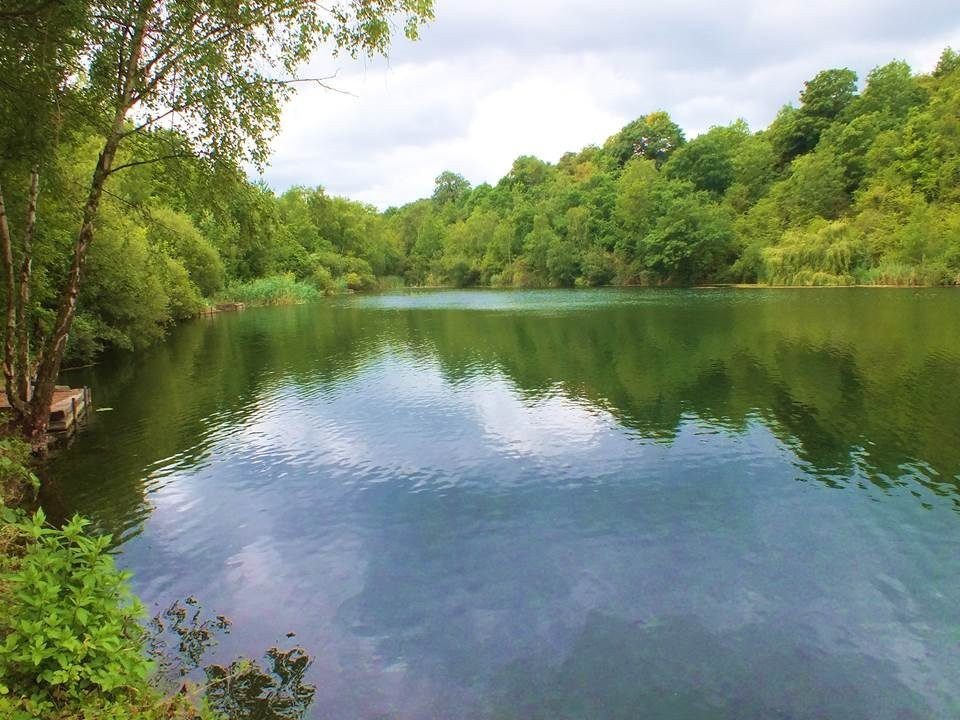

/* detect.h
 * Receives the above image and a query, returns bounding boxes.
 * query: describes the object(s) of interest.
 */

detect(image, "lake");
[45,288,960,719]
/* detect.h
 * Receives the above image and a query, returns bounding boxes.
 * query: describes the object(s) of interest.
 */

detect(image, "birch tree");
[0,0,433,443]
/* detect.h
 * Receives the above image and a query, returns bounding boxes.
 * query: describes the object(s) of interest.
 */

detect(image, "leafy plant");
[0,510,151,717]
[0,437,39,508]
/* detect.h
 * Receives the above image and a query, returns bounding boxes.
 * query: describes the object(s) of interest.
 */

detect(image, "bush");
[0,438,37,508]
[578,248,615,286]
[442,256,478,287]
[79,211,172,355]
[0,510,154,719]
[340,257,377,291]
[0,505,312,720]
[159,256,205,320]
[307,265,337,295]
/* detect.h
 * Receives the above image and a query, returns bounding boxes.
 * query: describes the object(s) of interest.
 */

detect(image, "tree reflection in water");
[149,597,315,719]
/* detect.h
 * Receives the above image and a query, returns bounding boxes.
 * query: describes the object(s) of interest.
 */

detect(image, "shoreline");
[397,283,957,291]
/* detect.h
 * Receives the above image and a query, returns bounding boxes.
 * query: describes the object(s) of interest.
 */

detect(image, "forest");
[3,47,960,367]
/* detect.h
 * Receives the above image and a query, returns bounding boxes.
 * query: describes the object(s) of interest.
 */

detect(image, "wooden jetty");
[198,302,246,316]
[0,385,92,433]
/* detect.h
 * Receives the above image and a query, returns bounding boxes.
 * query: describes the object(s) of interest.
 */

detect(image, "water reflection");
[46,289,960,719]
[487,611,933,719]
[149,597,316,720]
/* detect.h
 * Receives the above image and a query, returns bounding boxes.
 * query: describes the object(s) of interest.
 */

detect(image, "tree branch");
[271,72,356,97]
[107,153,195,175]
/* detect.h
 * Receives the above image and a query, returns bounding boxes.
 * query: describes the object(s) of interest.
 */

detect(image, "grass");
[215,274,320,306]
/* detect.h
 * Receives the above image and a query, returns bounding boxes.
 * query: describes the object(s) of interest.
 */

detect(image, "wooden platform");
[198,302,246,316]
[0,385,92,433]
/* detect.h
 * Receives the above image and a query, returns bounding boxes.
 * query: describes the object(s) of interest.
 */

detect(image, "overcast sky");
[257,0,960,209]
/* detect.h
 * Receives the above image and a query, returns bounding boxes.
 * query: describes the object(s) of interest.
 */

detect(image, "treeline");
[387,48,960,288]
[5,49,960,366]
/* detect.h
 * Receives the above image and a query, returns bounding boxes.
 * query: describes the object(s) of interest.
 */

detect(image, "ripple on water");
[45,289,960,720]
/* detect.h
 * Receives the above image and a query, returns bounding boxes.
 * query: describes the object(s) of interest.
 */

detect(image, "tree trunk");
[26,135,121,444]
[23,0,154,444]
[0,180,27,417]
[16,170,38,405]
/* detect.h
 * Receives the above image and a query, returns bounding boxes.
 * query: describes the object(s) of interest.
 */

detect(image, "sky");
[257,0,960,209]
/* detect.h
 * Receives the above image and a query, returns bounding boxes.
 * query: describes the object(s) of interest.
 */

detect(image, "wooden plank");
[1,386,90,433]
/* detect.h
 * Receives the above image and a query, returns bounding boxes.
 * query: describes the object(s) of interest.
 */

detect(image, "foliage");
[4,41,960,378]
[0,502,317,720]
[603,112,686,168]
[0,438,38,508]
[218,275,320,306]
[377,47,960,291]
[0,510,154,718]
[0,0,435,439]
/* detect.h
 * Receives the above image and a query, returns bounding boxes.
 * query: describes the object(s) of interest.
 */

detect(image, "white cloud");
[256,0,960,208]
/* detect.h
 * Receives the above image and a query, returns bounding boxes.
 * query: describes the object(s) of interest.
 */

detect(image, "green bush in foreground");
[0,511,148,703]
[0,510,212,720]
[0,492,315,719]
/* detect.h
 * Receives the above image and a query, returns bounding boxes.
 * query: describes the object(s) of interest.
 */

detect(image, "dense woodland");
[3,49,960,367]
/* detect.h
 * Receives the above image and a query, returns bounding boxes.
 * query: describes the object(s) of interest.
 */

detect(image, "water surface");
[48,289,960,719]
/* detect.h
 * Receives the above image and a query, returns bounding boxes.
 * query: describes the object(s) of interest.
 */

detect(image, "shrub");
[339,257,377,290]
[578,249,615,286]
[0,510,153,719]
[308,265,337,295]
[159,256,205,320]
[0,438,37,508]
[0,502,313,720]
[147,208,225,296]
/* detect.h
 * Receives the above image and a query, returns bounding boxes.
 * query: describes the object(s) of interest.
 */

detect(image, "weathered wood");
[1,386,90,433]
[199,302,245,317]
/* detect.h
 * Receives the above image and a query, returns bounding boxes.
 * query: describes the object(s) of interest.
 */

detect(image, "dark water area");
[46,288,960,719]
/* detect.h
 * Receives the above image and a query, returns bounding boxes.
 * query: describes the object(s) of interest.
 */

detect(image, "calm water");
[47,289,960,719]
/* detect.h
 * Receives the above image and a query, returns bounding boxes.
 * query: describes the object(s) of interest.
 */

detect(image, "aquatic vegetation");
[217,276,320,306]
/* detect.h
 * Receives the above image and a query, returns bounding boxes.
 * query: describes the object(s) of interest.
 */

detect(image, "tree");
[639,191,734,284]
[604,112,685,168]
[664,121,749,195]
[147,207,224,295]
[850,61,926,121]
[0,0,433,442]
[503,156,553,192]
[933,47,960,78]
[0,0,90,435]
[615,158,663,242]
[777,147,849,224]
[800,68,859,121]
[432,171,471,207]
[726,135,778,210]
[768,69,859,164]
